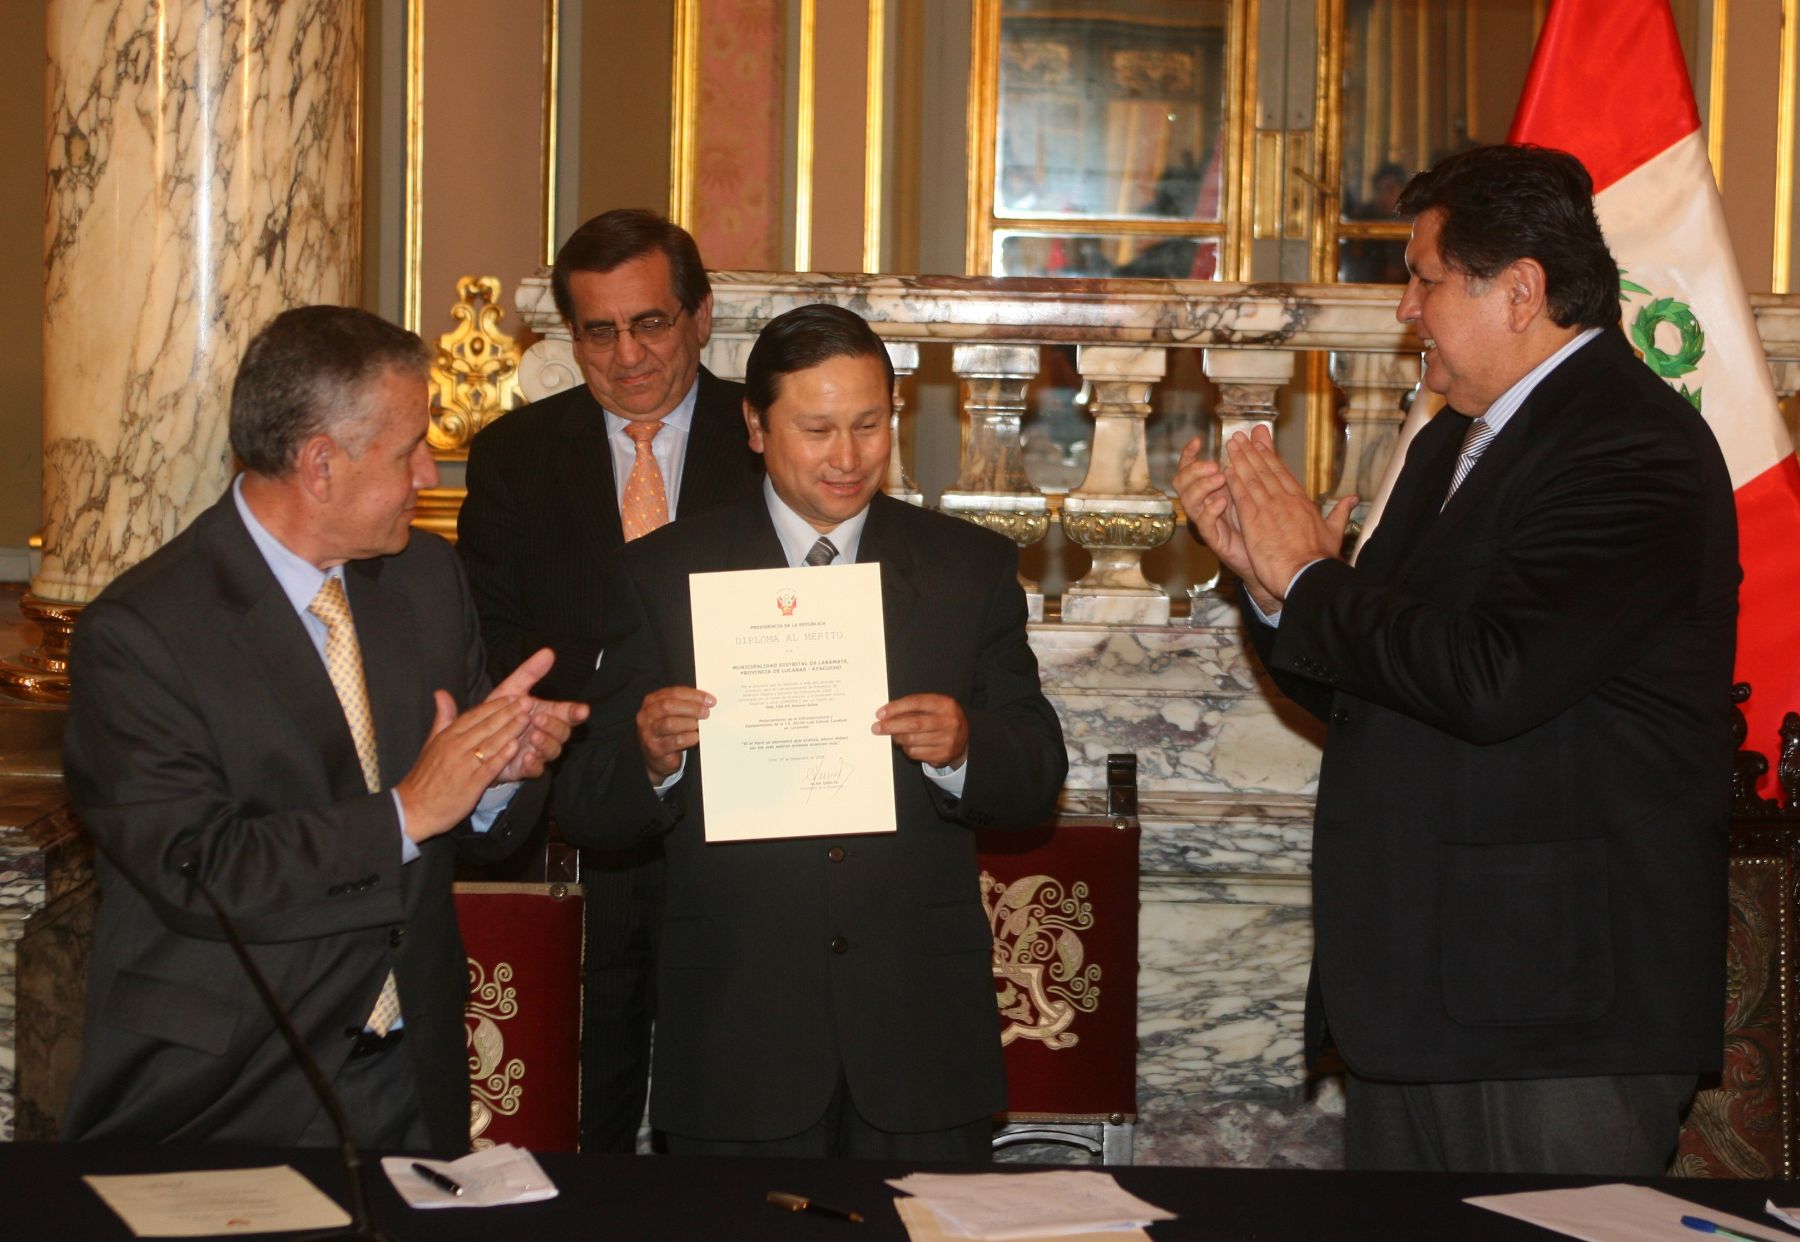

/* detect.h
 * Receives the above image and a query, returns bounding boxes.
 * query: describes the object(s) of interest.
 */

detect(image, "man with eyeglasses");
[459,209,763,1153]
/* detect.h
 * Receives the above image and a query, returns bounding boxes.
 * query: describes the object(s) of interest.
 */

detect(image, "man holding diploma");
[555,304,1067,1159]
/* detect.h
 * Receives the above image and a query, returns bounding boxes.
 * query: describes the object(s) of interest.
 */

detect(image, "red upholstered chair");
[452,881,585,1151]
[979,754,1140,1163]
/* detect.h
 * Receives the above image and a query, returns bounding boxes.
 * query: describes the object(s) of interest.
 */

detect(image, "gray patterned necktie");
[1443,415,1496,507]
[804,536,838,567]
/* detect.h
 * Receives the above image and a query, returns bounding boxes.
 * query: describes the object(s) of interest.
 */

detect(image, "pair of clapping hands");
[1173,425,1359,617]
[394,648,588,844]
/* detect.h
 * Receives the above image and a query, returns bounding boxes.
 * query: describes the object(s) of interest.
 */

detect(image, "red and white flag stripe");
[1510,0,1800,792]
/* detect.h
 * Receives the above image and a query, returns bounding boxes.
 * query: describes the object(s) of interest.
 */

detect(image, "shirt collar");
[601,376,700,440]
[232,473,340,615]
[1475,326,1602,438]
[762,476,870,567]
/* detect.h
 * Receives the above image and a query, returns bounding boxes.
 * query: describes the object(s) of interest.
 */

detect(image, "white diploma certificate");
[82,1166,351,1236]
[690,562,896,842]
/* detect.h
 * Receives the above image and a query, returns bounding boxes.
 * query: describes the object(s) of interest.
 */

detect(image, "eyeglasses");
[573,307,685,351]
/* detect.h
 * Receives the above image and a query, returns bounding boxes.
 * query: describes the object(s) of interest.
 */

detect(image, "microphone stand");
[183,862,397,1241]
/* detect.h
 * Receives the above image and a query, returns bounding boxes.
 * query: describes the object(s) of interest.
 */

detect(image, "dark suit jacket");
[61,493,542,1152]
[1250,328,1738,1083]
[553,493,1069,1140]
[458,368,763,701]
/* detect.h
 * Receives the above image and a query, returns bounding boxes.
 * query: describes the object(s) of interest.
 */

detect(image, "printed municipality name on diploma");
[691,562,896,842]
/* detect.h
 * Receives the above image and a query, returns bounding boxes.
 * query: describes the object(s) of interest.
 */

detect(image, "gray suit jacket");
[61,492,541,1151]
[553,493,1068,1139]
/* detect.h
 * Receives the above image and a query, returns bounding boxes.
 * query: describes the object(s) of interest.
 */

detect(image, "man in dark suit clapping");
[1176,145,1739,1175]
[62,306,585,1152]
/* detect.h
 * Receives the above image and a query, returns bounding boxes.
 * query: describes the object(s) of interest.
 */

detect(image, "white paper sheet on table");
[691,562,894,841]
[1466,1183,1798,1240]
[82,1165,351,1237]
[888,1170,1175,1240]
[893,1196,1152,1242]
[381,1144,557,1208]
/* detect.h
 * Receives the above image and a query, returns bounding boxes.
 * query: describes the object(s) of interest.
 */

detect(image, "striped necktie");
[804,536,838,567]
[1443,415,1496,508]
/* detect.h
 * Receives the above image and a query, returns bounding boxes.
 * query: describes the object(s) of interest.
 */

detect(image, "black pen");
[411,1161,464,1197]
[767,1190,863,1223]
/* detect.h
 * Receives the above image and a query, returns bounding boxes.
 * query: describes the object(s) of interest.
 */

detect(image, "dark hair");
[1395,144,1620,330]
[551,209,710,322]
[743,304,895,421]
[228,306,431,476]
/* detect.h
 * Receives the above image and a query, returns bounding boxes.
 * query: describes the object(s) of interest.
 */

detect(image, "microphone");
[180,860,396,1241]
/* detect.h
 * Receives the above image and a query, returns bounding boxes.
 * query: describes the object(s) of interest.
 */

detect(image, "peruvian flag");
[1509,0,1800,789]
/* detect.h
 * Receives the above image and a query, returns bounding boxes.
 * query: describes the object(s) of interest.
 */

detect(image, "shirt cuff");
[1247,559,1326,628]
[924,758,968,798]
[394,790,419,864]
[654,752,688,795]
[395,781,518,865]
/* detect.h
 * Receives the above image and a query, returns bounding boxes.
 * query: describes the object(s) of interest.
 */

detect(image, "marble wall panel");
[14,883,94,1141]
[1032,621,1323,796]
[40,0,362,603]
[1135,876,1341,1168]
[0,780,92,1142]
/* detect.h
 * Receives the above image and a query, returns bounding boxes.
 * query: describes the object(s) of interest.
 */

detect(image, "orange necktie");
[621,420,669,541]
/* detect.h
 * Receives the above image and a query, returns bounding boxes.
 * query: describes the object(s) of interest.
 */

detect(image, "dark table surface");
[4,1142,1798,1241]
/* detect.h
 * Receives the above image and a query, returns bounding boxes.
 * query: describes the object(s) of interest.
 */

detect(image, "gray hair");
[228,306,432,476]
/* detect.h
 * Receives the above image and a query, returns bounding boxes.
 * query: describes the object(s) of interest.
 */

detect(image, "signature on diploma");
[801,754,854,801]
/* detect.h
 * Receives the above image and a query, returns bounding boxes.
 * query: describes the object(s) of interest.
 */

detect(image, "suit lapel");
[856,494,922,616]
[852,496,921,699]
[1355,410,1463,579]
[1396,330,1618,572]
[675,368,749,515]
[552,388,626,562]
[724,493,788,571]
[207,499,370,798]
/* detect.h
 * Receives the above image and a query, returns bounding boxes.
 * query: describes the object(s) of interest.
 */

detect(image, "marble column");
[938,345,1052,619]
[34,0,363,609]
[883,343,923,506]
[1203,348,1294,452]
[1060,346,1175,625]
[1328,351,1419,504]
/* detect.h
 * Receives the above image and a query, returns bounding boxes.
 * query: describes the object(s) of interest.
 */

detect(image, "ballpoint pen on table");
[768,1190,864,1223]
[1681,1214,1788,1242]
[410,1162,464,1197]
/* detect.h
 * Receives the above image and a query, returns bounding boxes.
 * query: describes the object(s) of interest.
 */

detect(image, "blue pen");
[1681,1214,1786,1242]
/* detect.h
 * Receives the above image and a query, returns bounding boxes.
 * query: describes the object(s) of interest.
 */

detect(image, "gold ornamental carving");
[466,957,525,1148]
[953,508,1051,548]
[429,276,525,456]
[1060,511,1177,551]
[983,870,1101,1049]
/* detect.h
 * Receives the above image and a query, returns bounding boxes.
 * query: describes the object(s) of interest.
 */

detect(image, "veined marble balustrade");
[516,274,1800,628]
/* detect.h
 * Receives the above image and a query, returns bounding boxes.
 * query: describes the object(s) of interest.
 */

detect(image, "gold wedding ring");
[474,748,488,763]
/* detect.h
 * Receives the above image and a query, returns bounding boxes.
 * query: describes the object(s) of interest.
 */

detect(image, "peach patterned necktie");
[621,420,669,541]
[307,575,402,1037]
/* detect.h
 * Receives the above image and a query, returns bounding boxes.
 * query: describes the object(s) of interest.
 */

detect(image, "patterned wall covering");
[692,0,785,270]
